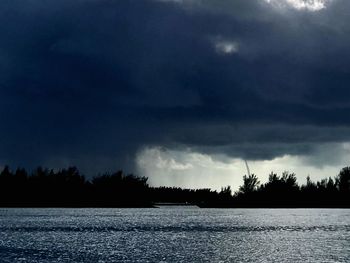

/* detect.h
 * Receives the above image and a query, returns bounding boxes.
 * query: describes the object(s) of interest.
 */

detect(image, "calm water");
[0,208,349,262]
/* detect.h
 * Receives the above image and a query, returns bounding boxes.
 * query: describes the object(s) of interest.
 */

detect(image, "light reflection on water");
[0,208,349,262]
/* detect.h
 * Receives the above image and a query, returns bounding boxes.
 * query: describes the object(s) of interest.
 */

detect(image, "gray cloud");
[0,0,350,175]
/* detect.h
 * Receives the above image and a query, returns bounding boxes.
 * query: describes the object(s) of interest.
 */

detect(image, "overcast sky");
[1,0,350,190]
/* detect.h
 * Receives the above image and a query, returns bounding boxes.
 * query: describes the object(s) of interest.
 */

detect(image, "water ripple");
[1,225,349,233]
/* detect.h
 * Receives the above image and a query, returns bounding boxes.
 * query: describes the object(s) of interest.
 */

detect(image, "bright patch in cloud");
[138,147,193,171]
[137,147,242,190]
[136,145,348,191]
[157,0,185,3]
[264,0,332,11]
[214,40,239,55]
[155,0,198,5]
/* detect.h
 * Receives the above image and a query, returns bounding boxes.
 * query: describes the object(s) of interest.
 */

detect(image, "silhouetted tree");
[337,167,350,193]
[239,174,260,194]
[0,165,349,208]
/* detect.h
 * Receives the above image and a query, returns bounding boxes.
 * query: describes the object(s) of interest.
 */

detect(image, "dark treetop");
[0,165,349,208]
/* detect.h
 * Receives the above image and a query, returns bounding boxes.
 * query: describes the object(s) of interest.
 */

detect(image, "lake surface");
[0,208,349,262]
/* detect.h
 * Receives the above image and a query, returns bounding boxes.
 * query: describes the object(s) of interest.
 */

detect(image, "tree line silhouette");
[0,165,349,207]
[228,168,350,208]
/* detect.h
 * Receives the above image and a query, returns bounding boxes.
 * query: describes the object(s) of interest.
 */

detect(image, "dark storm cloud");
[1,0,350,173]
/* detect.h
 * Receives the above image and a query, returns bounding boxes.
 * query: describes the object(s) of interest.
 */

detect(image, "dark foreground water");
[0,208,349,262]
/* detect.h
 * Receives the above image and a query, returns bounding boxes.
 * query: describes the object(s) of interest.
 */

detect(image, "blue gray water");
[0,208,349,262]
